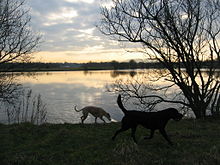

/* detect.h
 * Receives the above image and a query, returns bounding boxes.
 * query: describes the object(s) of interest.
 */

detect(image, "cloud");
[44,7,78,25]
[64,0,95,4]
[27,0,129,62]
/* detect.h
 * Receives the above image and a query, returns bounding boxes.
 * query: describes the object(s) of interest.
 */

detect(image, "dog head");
[168,108,183,121]
[105,113,111,121]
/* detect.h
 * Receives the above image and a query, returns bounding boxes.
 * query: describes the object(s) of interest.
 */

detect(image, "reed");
[5,89,47,125]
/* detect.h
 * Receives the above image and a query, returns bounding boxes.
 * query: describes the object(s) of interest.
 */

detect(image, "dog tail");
[74,105,82,112]
[117,94,127,114]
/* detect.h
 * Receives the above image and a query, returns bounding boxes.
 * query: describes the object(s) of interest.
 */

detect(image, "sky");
[27,0,145,63]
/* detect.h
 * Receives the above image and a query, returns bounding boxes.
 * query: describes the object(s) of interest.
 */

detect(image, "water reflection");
[83,70,139,78]
[110,70,137,78]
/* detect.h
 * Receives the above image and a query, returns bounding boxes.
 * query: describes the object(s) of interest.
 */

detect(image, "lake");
[0,69,187,124]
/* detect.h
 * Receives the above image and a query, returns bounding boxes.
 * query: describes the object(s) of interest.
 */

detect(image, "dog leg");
[81,116,86,124]
[131,126,137,143]
[159,128,173,145]
[95,117,97,123]
[100,117,106,123]
[144,129,155,139]
[80,116,84,124]
[81,111,88,124]
[112,127,129,141]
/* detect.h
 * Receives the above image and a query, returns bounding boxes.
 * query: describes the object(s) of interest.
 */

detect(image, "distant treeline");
[82,60,159,70]
[0,62,81,71]
[0,60,219,72]
[81,60,220,70]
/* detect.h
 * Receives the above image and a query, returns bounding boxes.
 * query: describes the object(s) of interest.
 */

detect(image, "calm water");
[0,69,184,124]
[11,70,158,124]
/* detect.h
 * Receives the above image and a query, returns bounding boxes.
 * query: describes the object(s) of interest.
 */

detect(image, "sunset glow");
[34,49,145,63]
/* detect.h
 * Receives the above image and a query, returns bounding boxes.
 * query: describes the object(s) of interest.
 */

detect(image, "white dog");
[74,105,111,124]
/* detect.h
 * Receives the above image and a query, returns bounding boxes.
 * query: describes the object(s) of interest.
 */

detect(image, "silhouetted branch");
[100,0,220,118]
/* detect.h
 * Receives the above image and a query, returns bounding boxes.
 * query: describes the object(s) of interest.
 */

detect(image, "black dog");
[112,95,183,145]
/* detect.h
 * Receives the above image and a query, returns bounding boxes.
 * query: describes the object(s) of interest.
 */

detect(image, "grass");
[0,119,220,165]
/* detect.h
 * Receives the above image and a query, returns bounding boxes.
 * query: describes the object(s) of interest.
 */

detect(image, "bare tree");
[0,0,41,119]
[0,73,22,104]
[0,0,41,64]
[99,0,220,118]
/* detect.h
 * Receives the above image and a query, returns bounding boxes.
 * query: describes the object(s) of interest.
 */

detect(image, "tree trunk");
[191,102,207,119]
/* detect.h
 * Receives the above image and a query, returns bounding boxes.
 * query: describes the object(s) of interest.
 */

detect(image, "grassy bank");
[1,119,220,165]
